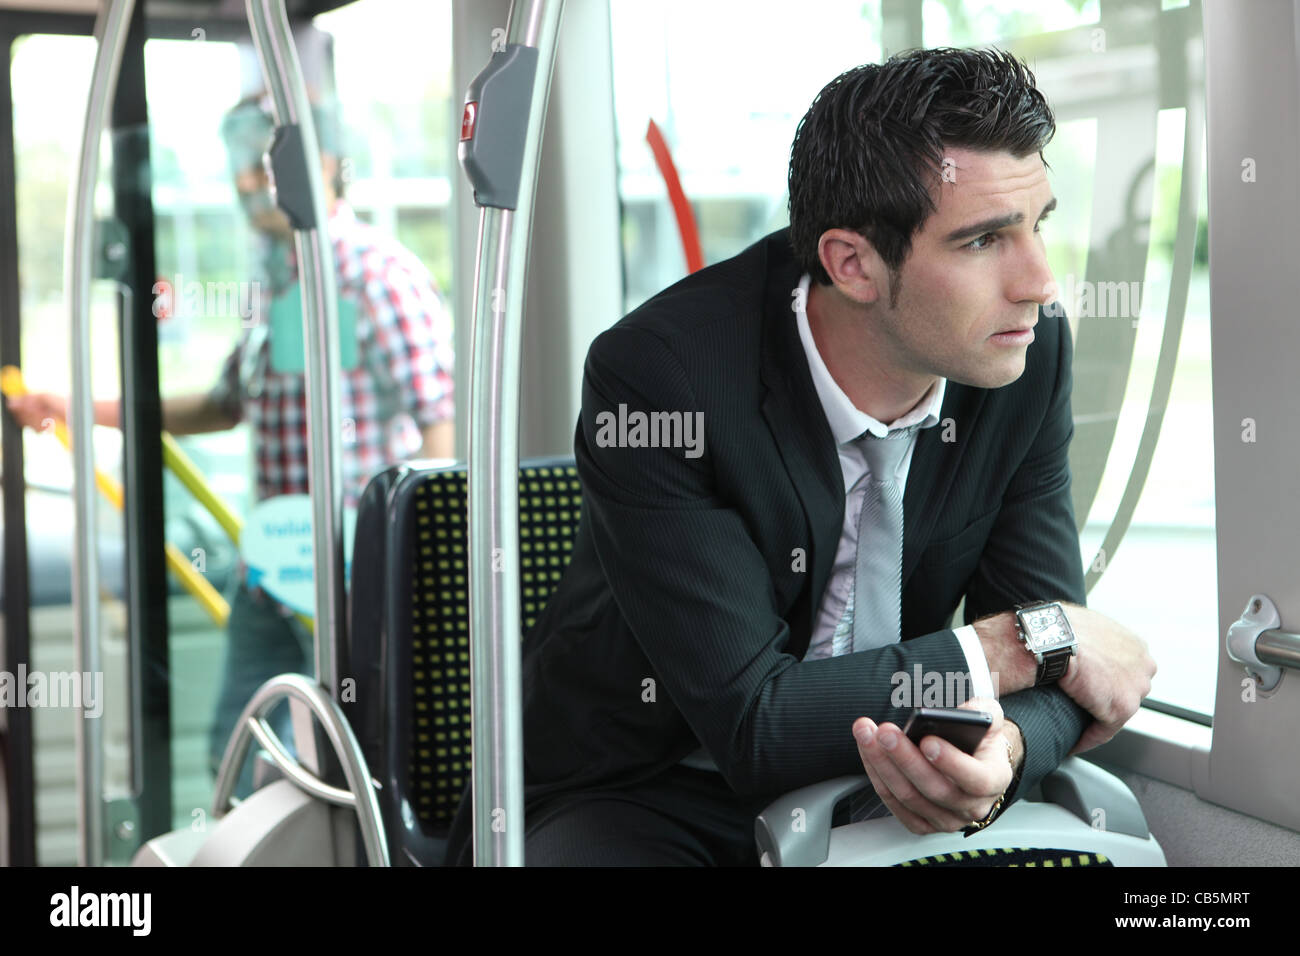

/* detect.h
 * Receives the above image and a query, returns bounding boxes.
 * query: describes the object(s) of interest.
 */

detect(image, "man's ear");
[816,229,888,306]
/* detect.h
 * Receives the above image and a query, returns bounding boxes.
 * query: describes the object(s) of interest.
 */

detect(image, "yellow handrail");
[161,432,243,544]
[160,423,313,631]
[2,365,229,625]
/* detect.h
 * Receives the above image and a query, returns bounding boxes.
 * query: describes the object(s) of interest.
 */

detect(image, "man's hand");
[852,697,1019,835]
[5,391,67,431]
[1056,603,1157,754]
[974,602,1157,755]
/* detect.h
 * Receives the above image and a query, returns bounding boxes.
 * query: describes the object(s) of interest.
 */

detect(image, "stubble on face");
[872,148,1055,393]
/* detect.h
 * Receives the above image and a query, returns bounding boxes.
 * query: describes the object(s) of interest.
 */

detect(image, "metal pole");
[245,0,344,698]
[65,0,137,868]
[463,0,564,866]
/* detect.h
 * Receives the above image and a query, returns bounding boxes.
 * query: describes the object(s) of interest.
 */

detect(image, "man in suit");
[447,46,1154,866]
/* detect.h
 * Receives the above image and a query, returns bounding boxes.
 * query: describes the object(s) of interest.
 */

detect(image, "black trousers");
[443,764,774,866]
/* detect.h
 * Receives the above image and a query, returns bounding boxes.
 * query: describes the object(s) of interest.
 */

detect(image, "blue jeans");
[208,581,313,799]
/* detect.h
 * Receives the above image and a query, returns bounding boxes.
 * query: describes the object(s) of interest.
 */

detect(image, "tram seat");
[347,457,1165,867]
[757,755,1164,867]
[347,456,586,866]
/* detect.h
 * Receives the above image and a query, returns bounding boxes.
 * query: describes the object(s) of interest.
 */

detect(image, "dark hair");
[788,47,1055,302]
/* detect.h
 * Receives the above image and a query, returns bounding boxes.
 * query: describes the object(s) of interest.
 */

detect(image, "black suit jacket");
[448,228,1089,861]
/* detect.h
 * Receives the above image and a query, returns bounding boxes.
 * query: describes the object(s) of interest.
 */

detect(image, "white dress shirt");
[793,272,994,697]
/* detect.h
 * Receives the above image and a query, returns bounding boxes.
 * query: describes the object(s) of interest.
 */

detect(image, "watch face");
[1022,605,1073,651]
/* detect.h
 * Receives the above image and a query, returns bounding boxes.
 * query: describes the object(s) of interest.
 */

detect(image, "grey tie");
[850,424,919,653]
[845,424,918,824]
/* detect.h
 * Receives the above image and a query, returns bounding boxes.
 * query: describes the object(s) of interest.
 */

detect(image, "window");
[610,0,882,312]
[934,0,1212,718]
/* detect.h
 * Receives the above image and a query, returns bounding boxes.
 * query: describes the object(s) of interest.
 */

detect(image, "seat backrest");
[347,457,582,864]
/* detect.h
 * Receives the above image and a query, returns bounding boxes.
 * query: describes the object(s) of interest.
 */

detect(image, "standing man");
[8,94,455,793]
[445,46,1155,866]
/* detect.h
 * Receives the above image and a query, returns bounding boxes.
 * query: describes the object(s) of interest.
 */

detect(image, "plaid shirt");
[209,201,454,509]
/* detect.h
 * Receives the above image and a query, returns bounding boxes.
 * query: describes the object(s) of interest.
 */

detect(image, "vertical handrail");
[245,0,344,698]
[65,0,137,868]
[460,0,564,866]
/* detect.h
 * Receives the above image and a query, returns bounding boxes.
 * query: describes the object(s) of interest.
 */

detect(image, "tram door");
[1,0,457,866]
[5,16,253,867]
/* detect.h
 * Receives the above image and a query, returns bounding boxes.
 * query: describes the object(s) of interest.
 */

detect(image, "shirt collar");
[793,273,946,446]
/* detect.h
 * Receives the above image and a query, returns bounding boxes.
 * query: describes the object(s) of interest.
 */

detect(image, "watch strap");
[1037,647,1073,684]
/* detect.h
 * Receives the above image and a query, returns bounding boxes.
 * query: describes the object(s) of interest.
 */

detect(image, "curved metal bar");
[245,0,344,696]
[247,717,357,806]
[465,0,565,867]
[1084,96,1204,591]
[65,0,137,868]
[212,673,389,866]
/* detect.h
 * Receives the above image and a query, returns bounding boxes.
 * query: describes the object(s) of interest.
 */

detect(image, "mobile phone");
[901,707,993,756]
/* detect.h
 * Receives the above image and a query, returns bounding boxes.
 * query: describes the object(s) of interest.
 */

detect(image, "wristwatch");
[1013,600,1078,685]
